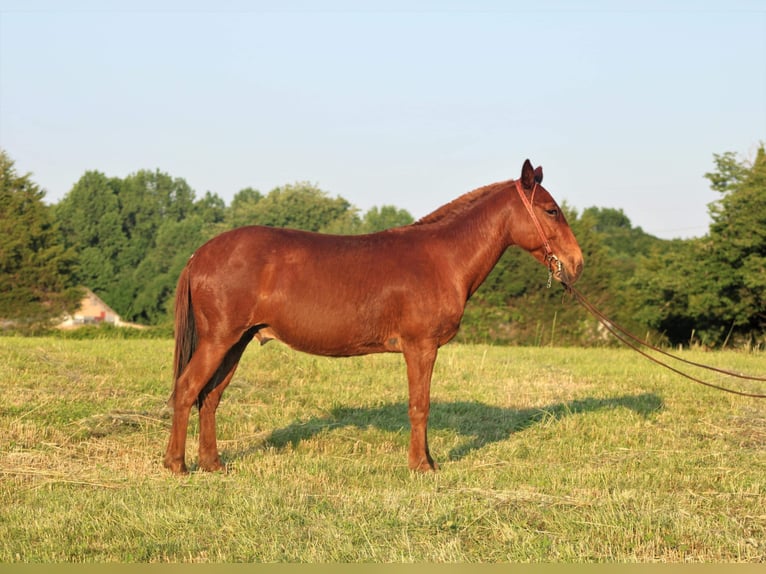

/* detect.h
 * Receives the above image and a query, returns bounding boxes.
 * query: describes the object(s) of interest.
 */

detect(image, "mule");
[163,159,584,473]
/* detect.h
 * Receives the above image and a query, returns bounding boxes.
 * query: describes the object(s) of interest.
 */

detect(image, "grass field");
[0,337,764,562]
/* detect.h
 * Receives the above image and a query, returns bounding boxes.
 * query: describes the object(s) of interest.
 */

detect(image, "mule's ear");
[520,159,535,189]
[534,166,543,184]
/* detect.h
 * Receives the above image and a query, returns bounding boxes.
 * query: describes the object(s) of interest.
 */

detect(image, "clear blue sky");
[1,0,764,238]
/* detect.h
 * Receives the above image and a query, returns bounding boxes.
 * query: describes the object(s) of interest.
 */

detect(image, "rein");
[513,178,766,399]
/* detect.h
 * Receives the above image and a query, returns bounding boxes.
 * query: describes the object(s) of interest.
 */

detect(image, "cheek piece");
[513,179,564,288]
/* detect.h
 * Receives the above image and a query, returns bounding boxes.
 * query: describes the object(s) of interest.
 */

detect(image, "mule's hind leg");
[164,341,233,474]
[197,334,253,471]
[403,341,439,471]
[197,371,235,472]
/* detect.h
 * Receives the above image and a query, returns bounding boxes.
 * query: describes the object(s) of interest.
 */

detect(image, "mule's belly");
[255,325,402,357]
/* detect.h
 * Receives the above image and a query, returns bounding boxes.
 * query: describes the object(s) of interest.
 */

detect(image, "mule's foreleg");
[403,342,438,471]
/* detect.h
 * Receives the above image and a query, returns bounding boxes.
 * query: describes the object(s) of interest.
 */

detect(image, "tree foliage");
[229,182,351,232]
[0,150,81,328]
[360,205,414,233]
[54,169,206,324]
[53,171,125,295]
[632,146,766,347]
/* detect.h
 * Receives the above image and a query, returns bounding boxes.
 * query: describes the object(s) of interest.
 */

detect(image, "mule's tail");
[168,263,197,407]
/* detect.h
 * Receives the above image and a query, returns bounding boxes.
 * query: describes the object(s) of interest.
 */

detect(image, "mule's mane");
[414,179,513,226]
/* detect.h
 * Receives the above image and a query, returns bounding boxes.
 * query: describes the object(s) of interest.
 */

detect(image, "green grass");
[0,337,764,562]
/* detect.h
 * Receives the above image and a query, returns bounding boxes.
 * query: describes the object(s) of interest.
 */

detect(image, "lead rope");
[569,285,766,398]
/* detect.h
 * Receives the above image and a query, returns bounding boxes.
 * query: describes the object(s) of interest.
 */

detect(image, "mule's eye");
[545,208,559,218]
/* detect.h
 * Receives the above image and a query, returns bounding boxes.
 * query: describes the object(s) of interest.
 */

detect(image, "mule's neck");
[429,182,518,299]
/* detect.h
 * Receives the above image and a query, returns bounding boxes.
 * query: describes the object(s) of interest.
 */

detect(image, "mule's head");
[510,159,584,286]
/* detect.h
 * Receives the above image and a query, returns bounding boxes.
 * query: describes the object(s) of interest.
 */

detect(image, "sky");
[1,0,764,239]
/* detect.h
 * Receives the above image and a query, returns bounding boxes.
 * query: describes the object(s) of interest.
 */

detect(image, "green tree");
[116,169,195,269]
[580,206,662,258]
[55,168,203,324]
[319,209,363,235]
[130,216,207,324]
[360,205,414,233]
[704,151,750,193]
[703,146,766,345]
[115,170,198,322]
[244,182,353,232]
[195,191,226,225]
[225,187,263,229]
[631,238,701,344]
[53,171,125,295]
[633,146,766,347]
[0,150,81,328]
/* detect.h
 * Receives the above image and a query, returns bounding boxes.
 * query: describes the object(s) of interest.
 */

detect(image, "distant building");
[57,288,124,328]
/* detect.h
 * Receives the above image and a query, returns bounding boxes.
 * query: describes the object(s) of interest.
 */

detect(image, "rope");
[568,285,766,399]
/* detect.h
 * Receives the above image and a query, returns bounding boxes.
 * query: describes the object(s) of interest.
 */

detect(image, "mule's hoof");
[409,457,438,472]
[199,459,227,473]
[163,457,189,475]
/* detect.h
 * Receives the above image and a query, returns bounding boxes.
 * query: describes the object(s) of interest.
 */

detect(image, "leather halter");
[514,179,563,288]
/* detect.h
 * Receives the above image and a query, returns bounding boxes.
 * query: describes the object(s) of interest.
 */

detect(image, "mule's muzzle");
[545,254,562,289]
[549,254,583,288]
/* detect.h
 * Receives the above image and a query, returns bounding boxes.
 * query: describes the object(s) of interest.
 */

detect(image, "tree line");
[1,146,764,348]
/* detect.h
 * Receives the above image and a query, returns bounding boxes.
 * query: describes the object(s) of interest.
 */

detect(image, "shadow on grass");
[244,392,663,464]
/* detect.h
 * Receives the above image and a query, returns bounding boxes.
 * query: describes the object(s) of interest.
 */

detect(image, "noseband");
[514,179,563,288]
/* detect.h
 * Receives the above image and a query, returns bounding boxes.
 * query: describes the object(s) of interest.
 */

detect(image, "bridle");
[514,179,563,288]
